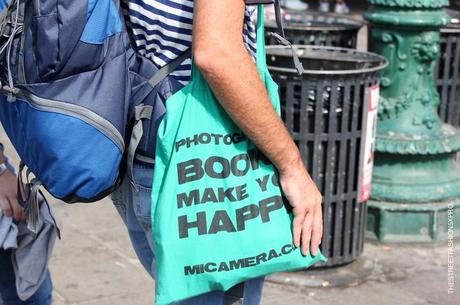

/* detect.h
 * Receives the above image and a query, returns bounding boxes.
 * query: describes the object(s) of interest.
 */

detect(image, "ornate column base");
[366,198,460,243]
[372,152,460,202]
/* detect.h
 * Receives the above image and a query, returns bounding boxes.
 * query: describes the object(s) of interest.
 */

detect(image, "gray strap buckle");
[126,104,153,190]
[17,162,61,238]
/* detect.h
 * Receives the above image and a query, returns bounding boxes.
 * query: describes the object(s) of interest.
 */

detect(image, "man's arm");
[0,147,24,220]
[193,0,323,256]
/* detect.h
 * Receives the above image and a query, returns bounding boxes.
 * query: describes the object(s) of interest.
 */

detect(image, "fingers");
[292,208,305,248]
[0,198,13,217]
[310,206,323,256]
[0,171,24,221]
[9,196,24,221]
[293,204,323,256]
[1,195,24,221]
[301,211,313,256]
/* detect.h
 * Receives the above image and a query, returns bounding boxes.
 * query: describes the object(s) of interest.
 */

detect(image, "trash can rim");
[265,21,362,32]
[444,8,460,30]
[441,26,460,33]
[265,11,365,32]
[266,45,389,76]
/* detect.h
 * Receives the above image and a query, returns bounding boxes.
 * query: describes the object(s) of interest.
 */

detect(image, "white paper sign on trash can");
[359,85,380,202]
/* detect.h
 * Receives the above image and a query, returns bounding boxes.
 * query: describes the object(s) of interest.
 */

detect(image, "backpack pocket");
[27,0,87,80]
[0,92,124,202]
[31,13,59,79]
[26,0,124,82]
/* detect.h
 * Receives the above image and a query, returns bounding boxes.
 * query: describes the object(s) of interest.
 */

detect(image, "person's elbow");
[193,40,242,78]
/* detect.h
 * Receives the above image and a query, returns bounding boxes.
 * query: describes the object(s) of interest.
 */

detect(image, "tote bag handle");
[256,4,268,78]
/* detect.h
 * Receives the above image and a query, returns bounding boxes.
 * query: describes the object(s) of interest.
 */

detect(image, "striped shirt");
[121,0,258,84]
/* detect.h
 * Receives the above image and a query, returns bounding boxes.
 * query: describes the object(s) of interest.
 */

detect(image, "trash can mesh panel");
[267,46,386,266]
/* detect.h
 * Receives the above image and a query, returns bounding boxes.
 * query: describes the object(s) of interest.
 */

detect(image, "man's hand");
[279,159,323,257]
[0,169,24,221]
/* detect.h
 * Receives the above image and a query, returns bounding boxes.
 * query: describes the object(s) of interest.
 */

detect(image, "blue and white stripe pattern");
[121,0,257,84]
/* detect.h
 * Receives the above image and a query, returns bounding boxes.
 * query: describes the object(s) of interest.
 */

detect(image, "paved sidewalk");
[1,127,459,305]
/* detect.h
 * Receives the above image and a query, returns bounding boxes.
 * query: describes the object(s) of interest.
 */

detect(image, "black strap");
[245,0,274,4]
[269,0,305,75]
[273,0,285,37]
[224,283,245,305]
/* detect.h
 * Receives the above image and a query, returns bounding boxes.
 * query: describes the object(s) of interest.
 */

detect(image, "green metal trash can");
[436,9,460,126]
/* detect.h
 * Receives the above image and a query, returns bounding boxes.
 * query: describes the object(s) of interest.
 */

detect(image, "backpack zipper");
[12,89,125,151]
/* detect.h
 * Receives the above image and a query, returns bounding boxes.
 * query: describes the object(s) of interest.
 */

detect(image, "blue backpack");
[0,0,293,232]
[0,0,185,210]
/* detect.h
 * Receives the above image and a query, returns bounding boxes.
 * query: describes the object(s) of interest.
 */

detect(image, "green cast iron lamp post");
[365,0,460,242]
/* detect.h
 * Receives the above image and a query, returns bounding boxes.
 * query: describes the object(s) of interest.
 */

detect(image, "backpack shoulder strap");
[148,48,192,88]
[126,49,192,184]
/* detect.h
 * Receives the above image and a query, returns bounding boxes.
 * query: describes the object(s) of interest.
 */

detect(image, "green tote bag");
[151,5,327,304]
